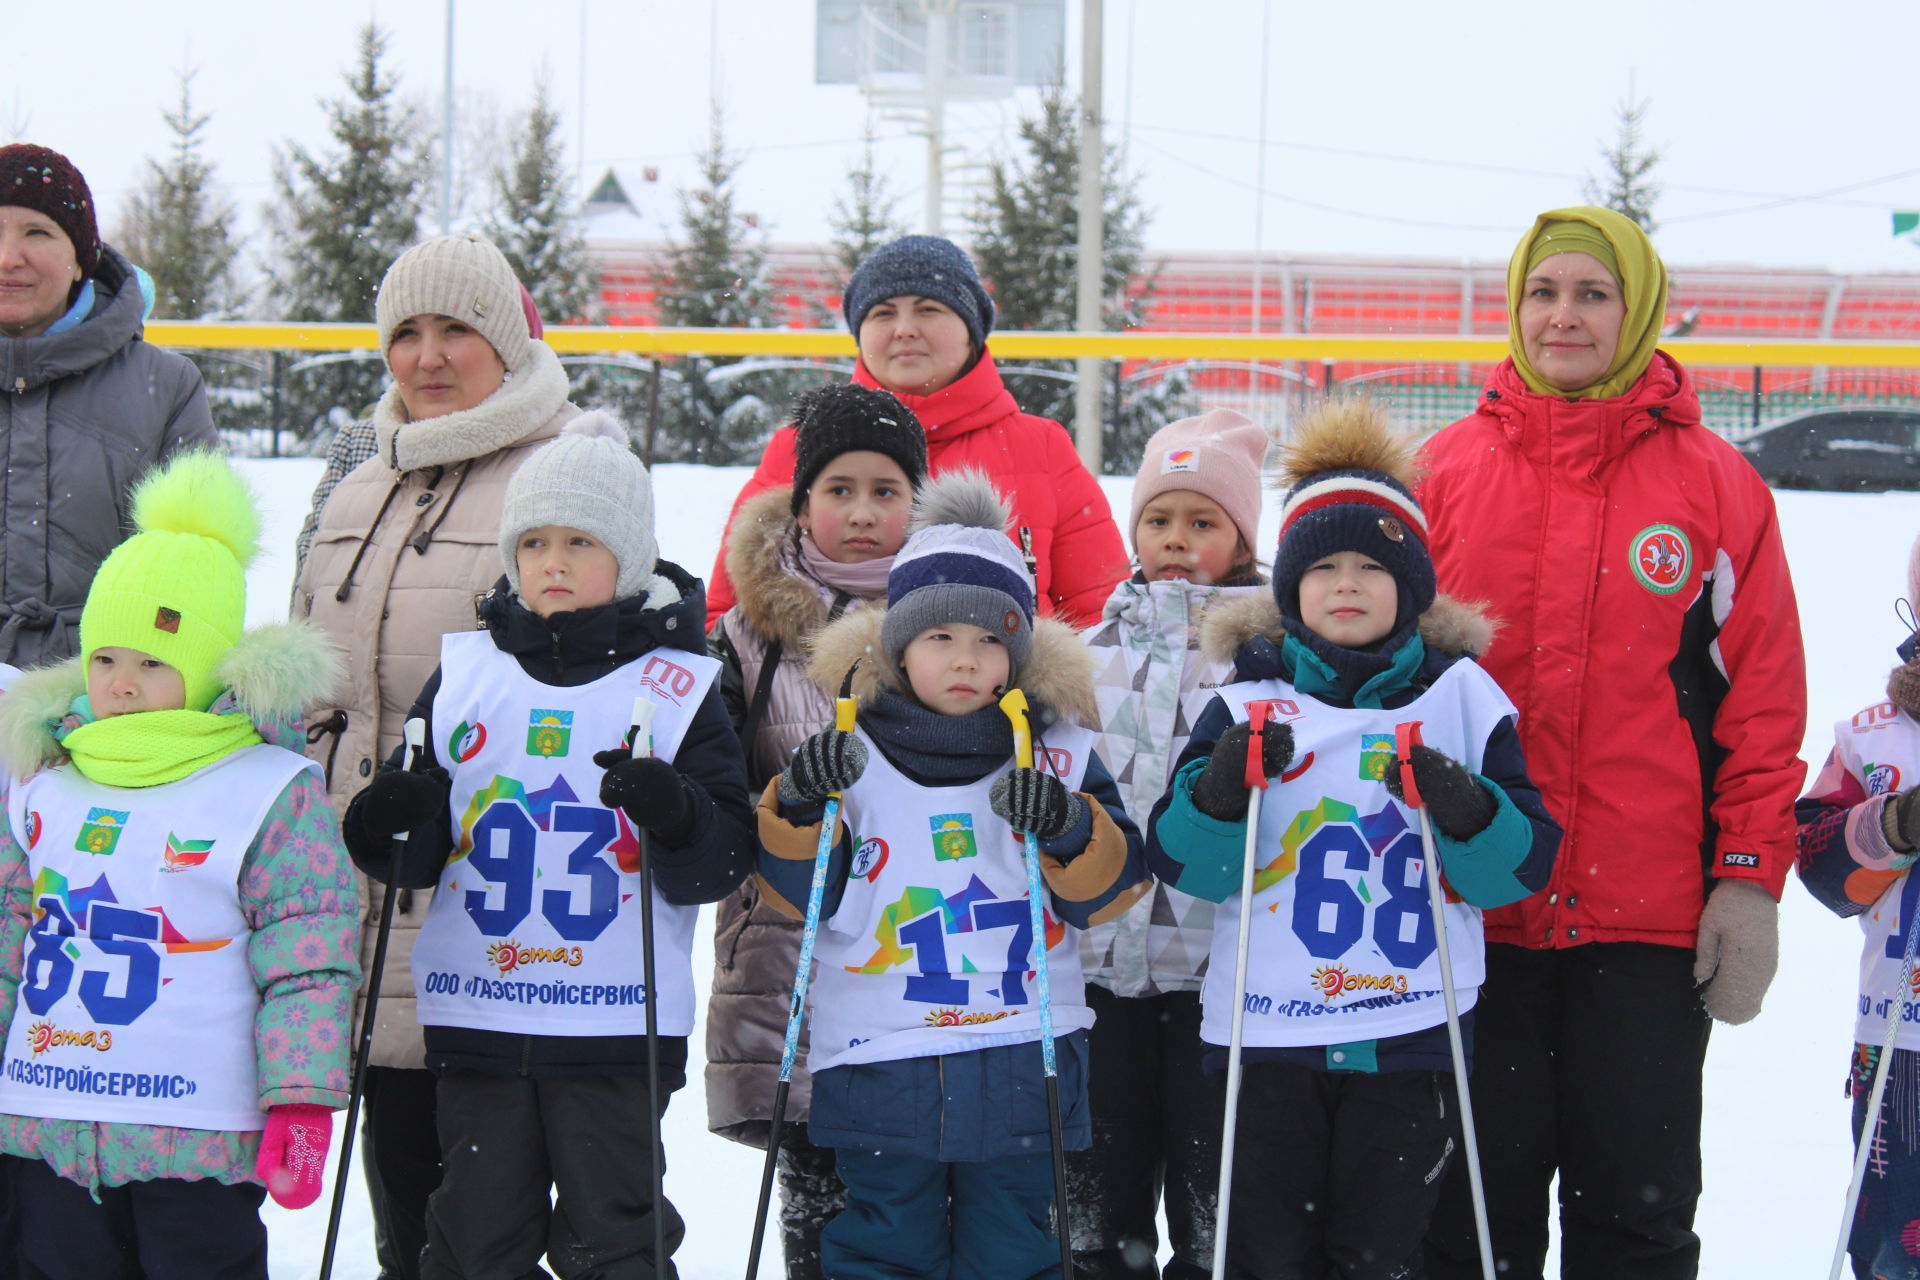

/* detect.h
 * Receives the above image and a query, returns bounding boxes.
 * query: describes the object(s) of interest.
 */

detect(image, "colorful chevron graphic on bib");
[849,874,1065,976]
[29,867,231,955]
[453,774,584,856]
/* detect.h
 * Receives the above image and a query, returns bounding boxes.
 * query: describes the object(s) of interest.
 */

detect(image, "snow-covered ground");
[237,457,1910,1278]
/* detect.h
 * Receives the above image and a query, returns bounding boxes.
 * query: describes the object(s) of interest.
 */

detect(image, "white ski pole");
[1831,878,1920,1280]
[745,685,857,1280]
[1212,699,1280,1280]
[320,715,425,1280]
[1395,721,1495,1280]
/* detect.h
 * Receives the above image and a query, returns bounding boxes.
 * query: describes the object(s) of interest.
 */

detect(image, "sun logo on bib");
[526,709,573,758]
[75,807,130,856]
[929,813,978,861]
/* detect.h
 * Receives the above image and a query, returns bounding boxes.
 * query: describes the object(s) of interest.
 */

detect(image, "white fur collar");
[373,340,572,472]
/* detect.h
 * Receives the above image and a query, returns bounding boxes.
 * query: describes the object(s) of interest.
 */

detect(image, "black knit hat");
[1271,400,1436,642]
[0,144,99,276]
[842,235,995,350]
[789,383,930,516]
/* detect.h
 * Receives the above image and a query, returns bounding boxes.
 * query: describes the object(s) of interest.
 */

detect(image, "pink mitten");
[255,1104,331,1209]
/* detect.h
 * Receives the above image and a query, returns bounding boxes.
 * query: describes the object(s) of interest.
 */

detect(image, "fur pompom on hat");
[79,451,261,713]
[1271,398,1435,638]
[0,144,99,276]
[376,233,531,373]
[788,382,929,516]
[499,411,655,602]
[881,470,1036,685]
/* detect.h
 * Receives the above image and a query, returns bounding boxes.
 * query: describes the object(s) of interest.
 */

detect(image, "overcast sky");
[13,0,1920,278]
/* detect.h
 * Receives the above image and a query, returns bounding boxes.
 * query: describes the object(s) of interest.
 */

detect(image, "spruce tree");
[117,67,241,319]
[265,24,432,437]
[827,125,907,295]
[652,106,786,465]
[1584,93,1662,233]
[485,78,597,324]
[969,82,1183,472]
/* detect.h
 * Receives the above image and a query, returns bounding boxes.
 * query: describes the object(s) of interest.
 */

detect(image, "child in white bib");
[0,452,358,1279]
[755,471,1149,1280]
[1146,401,1561,1280]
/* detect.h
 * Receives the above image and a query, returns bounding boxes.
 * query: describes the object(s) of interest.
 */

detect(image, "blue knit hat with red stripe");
[1272,399,1435,638]
[880,470,1034,683]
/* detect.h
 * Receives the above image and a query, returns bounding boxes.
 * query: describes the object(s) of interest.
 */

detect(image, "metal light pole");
[1073,0,1105,473]
[441,0,456,235]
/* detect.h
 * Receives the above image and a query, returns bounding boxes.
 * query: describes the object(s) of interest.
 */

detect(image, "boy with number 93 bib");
[0,452,360,1279]
[343,413,755,1279]
[1146,401,1560,1280]
[755,471,1149,1280]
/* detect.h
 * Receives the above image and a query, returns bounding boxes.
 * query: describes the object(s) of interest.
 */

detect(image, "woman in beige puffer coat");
[292,233,582,1280]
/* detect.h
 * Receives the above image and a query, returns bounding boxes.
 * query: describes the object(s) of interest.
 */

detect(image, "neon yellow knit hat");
[79,451,260,712]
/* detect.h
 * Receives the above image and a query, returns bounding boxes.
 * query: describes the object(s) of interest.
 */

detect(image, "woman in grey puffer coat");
[706,383,925,1280]
[0,144,216,667]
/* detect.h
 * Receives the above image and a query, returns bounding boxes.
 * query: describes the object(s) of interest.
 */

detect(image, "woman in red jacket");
[1417,207,1806,1280]
[704,235,1128,630]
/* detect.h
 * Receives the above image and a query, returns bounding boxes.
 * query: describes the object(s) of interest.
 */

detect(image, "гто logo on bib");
[1629,524,1691,595]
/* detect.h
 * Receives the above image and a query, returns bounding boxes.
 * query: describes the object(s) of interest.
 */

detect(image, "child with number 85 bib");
[0,451,360,1279]
[1146,400,1560,1280]
[754,471,1148,1280]
[342,413,755,1279]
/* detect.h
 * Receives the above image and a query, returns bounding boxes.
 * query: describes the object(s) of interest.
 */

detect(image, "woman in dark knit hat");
[1418,207,1807,1279]
[0,143,217,667]
[703,234,1128,631]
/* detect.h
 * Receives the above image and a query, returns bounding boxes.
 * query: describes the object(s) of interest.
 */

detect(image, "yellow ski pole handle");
[999,688,1034,769]
[834,696,857,735]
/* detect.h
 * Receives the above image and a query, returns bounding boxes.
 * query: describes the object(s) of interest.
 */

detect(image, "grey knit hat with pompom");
[880,470,1035,684]
[499,412,655,600]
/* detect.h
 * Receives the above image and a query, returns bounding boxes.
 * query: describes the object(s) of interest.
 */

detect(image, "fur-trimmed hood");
[725,486,836,651]
[1198,591,1498,668]
[805,607,1097,730]
[373,340,574,473]
[0,619,345,776]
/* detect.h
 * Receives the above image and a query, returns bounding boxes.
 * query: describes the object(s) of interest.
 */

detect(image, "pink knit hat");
[1129,409,1270,556]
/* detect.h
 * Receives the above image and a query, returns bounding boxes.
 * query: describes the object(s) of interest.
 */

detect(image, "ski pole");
[998,688,1075,1280]
[745,680,858,1280]
[627,696,670,1279]
[1211,699,1280,1280]
[319,715,425,1280]
[1830,877,1920,1280]
[1395,721,1496,1280]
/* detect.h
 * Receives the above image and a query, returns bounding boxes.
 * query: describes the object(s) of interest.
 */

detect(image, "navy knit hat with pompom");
[881,470,1034,684]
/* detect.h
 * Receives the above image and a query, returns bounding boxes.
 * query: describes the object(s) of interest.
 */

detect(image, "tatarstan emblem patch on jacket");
[1630,524,1691,595]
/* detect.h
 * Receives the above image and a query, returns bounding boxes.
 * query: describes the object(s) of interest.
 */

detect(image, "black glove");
[1384,744,1497,841]
[776,729,868,807]
[989,768,1084,843]
[1881,789,1920,862]
[355,767,451,841]
[593,750,694,836]
[1190,721,1294,822]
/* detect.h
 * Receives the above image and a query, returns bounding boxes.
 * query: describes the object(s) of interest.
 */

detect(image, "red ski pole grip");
[1394,721,1426,808]
[1244,700,1279,791]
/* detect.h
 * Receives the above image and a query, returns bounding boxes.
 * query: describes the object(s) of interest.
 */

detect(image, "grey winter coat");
[1079,575,1265,996]
[705,486,879,1146]
[0,246,216,665]
[293,342,578,1068]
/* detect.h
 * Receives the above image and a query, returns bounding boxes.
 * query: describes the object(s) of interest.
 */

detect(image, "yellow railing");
[142,322,1920,368]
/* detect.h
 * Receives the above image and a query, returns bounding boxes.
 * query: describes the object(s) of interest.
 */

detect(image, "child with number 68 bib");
[1146,400,1560,1280]
[755,471,1149,1280]
[0,451,359,1280]
[342,413,756,1279]
[1796,529,1920,1280]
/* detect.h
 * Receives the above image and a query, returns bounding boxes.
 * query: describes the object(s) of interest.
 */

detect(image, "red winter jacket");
[704,348,1129,629]
[1418,353,1807,951]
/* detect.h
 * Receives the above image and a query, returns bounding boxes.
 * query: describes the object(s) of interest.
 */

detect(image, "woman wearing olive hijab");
[1416,207,1806,1279]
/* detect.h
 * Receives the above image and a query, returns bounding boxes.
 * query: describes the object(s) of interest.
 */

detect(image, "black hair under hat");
[789,383,930,516]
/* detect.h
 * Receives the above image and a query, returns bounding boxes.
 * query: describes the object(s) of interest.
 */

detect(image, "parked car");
[1734,406,1920,491]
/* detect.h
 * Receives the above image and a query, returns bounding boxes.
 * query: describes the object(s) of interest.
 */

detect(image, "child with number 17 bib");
[0,451,360,1280]
[755,471,1149,1280]
[342,413,756,1279]
[1146,400,1560,1280]
[1795,529,1920,1280]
